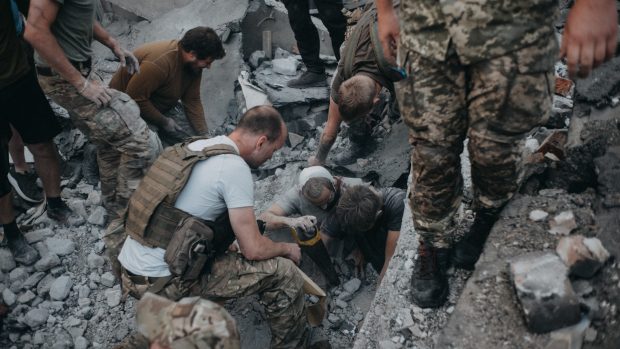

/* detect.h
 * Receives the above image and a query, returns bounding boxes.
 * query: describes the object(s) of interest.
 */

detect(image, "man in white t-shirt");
[117,106,314,349]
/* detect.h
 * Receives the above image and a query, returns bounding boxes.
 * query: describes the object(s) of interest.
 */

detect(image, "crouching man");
[322,185,404,282]
[116,106,312,348]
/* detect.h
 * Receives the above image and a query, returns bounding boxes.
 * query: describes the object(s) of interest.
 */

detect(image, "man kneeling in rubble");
[323,185,405,282]
[260,166,362,287]
[116,106,314,348]
[308,1,404,166]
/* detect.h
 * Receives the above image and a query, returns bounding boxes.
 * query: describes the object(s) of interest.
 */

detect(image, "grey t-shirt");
[35,0,99,65]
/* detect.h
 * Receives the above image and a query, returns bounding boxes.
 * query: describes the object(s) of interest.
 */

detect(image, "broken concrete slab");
[272,57,299,76]
[548,211,577,236]
[510,252,581,333]
[556,235,610,278]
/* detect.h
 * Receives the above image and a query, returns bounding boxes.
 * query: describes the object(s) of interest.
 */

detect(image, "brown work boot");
[453,207,501,270]
[410,241,449,308]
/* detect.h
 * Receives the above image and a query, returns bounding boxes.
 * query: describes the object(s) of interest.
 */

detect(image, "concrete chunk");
[87,206,107,226]
[87,253,105,270]
[34,253,61,272]
[44,237,76,256]
[24,308,49,328]
[510,252,581,333]
[272,57,299,76]
[100,272,116,288]
[343,278,362,294]
[49,276,72,301]
[2,288,16,306]
[556,235,610,278]
[548,211,577,236]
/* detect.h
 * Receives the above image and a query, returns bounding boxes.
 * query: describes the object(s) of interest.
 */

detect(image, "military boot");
[453,207,501,270]
[7,233,39,266]
[411,241,449,308]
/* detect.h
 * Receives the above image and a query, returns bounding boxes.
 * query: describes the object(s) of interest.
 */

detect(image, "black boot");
[411,241,449,308]
[4,222,39,266]
[333,141,374,166]
[453,207,501,270]
[287,71,327,88]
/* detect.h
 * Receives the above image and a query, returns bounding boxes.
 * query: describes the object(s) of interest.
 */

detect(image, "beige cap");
[298,166,335,187]
[136,293,240,349]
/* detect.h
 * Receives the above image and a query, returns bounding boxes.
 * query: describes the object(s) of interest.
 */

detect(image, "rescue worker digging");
[115,106,319,348]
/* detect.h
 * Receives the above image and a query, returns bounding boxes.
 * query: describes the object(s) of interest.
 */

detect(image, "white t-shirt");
[118,136,254,277]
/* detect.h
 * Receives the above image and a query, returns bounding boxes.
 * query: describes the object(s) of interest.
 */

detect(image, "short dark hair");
[179,26,226,60]
[338,75,376,122]
[337,185,382,233]
[236,105,284,142]
[302,177,333,201]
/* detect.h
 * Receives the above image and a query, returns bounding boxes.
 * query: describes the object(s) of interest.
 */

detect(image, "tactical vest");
[342,4,406,83]
[125,138,238,249]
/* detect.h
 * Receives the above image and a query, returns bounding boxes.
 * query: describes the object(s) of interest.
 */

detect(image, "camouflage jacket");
[400,0,559,65]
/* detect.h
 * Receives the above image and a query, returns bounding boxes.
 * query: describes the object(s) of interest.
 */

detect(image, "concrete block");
[556,235,610,278]
[272,57,299,76]
[49,276,72,301]
[510,252,581,333]
[548,211,577,235]
[44,238,76,256]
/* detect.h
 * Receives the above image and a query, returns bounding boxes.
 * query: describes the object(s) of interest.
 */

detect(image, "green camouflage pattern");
[396,43,554,247]
[121,253,309,349]
[136,293,240,349]
[399,0,559,64]
[38,73,162,220]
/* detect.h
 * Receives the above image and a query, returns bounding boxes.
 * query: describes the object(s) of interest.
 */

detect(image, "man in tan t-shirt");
[109,27,225,143]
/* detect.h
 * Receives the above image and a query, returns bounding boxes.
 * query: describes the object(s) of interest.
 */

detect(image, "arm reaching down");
[309,97,342,166]
[259,204,317,231]
[378,230,399,282]
[229,207,301,264]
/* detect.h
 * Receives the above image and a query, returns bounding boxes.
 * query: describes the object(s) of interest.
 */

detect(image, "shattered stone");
[378,340,401,349]
[34,253,61,272]
[44,238,76,256]
[272,57,299,76]
[77,298,91,308]
[87,206,107,226]
[249,50,267,69]
[23,228,54,244]
[87,253,105,269]
[105,289,122,308]
[571,280,594,298]
[17,290,36,304]
[100,272,116,288]
[36,274,55,296]
[78,285,90,299]
[9,267,27,284]
[529,209,549,222]
[335,299,348,309]
[584,327,597,342]
[94,241,105,254]
[556,235,610,278]
[408,325,426,338]
[548,211,577,236]
[288,132,304,149]
[74,336,89,349]
[24,308,48,328]
[0,249,16,272]
[510,252,581,333]
[343,278,362,294]
[49,276,72,301]
[22,272,45,289]
[3,288,17,306]
[537,130,567,160]
[85,191,101,207]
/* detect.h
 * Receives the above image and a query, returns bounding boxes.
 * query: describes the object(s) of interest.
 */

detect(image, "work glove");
[288,215,317,232]
[113,45,140,75]
[78,79,112,107]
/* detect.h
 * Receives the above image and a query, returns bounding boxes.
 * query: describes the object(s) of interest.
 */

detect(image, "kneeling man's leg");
[202,253,309,349]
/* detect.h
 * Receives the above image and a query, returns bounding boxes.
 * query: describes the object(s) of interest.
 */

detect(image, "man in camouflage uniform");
[117,292,240,349]
[375,0,618,307]
[25,0,161,224]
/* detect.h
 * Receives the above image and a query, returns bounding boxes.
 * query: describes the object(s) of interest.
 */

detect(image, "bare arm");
[25,0,84,87]
[378,230,399,282]
[309,97,342,166]
[560,0,618,78]
[375,0,399,62]
[94,21,140,74]
[259,203,318,231]
[229,207,301,263]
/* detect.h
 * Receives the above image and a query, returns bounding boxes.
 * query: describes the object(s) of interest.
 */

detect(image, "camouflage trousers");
[38,73,162,221]
[396,44,554,247]
[121,253,309,349]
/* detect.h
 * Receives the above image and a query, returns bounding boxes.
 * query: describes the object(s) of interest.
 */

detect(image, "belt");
[36,59,92,77]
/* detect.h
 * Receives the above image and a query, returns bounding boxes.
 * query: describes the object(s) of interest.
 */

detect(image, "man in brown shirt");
[109,26,225,141]
[308,3,403,166]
